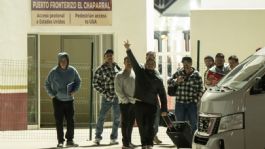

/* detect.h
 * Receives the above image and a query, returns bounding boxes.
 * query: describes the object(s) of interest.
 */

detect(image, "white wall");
[146,0,154,52]
[0,0,27,60]
[0,0,28,89]
[190,9,265,74]
[201,0,265,9]
[27,0,153,65]
[0,0,154,89]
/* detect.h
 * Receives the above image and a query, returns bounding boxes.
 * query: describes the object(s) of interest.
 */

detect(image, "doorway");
[39,35,95,127]
[36,34,113,127]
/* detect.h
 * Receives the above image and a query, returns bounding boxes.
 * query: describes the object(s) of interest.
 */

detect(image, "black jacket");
[126,49,168,112]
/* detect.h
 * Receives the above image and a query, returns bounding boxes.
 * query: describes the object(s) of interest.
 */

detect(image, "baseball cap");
[104,49,114,56]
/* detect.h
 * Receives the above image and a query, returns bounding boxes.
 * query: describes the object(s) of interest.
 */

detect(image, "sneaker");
[57,143,63,148]
[129,143,137,148]
[110,139,119,145]
[146,145,153,149]
[153,136,162,144]
[142,145,153,149]
[122,146,132,149]
[93,138,101,145]
[66,141,79,147]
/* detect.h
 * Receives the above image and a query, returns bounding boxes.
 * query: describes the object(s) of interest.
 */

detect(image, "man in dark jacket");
[145,51,162,144]
[45,52,81,148]
[124,40,167,149]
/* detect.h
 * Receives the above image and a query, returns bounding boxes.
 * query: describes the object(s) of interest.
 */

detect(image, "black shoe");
[110,139,119,145]
[153,136,162,144]
[57,143,63,148]
[142,145,153,149]
[122,146,132,149]
[93,138,101,145]
[66,141,79,147]
[129,143,137,148]
[146,145,153,149]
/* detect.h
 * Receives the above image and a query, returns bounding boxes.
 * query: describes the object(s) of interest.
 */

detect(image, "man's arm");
[71,68,81,95]
[167,71,179,86]
[124,40,142,74]
[44,70,55,99]
[92,68,106,95]
[158,80,168,113]
[126,50,142,74]
[196,75,204,99]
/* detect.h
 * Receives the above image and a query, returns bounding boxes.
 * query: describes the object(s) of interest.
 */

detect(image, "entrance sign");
[31,0,112,26]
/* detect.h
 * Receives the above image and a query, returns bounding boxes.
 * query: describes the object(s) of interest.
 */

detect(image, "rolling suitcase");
[162,115,193,148]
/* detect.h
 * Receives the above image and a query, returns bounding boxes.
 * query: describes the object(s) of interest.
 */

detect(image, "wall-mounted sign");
[154,0,176,14]
[31,0,112,26]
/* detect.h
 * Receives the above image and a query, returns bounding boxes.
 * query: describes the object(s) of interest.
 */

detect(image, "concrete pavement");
[0,127,179,149]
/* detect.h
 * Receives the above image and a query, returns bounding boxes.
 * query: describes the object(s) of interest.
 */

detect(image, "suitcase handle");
[162,115,176,131]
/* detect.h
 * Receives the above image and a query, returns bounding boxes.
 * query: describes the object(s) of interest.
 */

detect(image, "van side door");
[245,75,265,149]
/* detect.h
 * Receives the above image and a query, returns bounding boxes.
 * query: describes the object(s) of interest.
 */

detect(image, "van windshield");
[217,55,265,90]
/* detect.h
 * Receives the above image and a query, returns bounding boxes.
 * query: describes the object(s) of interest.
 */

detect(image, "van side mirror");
[251,77,262,94]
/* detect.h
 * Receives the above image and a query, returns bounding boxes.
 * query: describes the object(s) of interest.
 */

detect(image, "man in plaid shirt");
[168,56,203,133]
[93,49,121,145]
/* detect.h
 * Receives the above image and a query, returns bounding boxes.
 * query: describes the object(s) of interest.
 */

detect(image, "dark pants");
[120,103,135,147]
[153,103,160,136]
[52,98,75,143]
[135,101,157,147]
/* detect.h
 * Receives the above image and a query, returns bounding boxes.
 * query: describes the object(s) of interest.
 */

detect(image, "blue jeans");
[95,97,120,140]
[175,102,197,133]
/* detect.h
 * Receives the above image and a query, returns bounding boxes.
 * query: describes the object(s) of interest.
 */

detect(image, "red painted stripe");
[0,93,28,130]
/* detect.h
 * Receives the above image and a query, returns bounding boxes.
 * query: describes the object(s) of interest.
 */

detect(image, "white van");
[193,48,265,149]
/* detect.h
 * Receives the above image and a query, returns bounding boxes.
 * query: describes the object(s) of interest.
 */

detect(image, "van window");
[217,55,265,90]
[249,74,265,95]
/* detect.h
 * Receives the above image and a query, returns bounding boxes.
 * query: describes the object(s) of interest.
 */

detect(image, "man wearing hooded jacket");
[45,52,81,148]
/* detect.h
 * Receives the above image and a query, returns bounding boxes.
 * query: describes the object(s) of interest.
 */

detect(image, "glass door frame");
[27,34,40,129]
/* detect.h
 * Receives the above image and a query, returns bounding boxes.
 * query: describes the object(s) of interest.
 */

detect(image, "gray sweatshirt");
[45,52,81,101]
[114,69,136,104]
